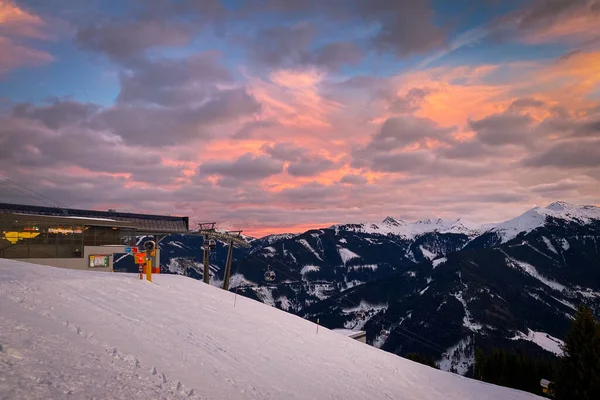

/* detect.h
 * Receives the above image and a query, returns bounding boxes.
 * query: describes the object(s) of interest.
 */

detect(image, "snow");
[330,217,489,240]
[297,239,323,261]
[492,201,600,243]
[419,246,436,260]
[278,296,291,311]
[541,236,558,254]
[255,233,297,246]
[167,241,187,250]
[300,265,320,275]
[500,250,566,292]
[337,246,360,266]
[419,286,430,296]
[228,273,255,289]
[342,301,388,314]
[432,257,447,268]
[351,264,378,271]
[453,292,483,332]
[338,238,347,243]
[438,337,474,376]
[561,238,570,251]
[0,260,543,400]
[510,329,564,356]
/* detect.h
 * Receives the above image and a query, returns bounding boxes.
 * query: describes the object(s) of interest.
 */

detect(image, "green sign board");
[89,254,110,268]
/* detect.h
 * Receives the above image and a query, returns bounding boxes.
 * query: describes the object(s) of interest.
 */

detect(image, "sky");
[0,0,599,237]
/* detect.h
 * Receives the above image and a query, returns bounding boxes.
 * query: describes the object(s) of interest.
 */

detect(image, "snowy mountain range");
[114,201,600,376]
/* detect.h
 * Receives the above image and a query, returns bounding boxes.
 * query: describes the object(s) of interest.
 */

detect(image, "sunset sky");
[1,0,599,237]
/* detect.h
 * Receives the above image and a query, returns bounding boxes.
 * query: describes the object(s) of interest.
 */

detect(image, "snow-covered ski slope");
[0,260,542,400]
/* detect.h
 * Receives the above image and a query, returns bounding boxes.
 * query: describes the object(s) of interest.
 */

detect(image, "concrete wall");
[16,245,126,272]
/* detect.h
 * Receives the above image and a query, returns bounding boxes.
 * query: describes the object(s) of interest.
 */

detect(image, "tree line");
[404,304,600,399]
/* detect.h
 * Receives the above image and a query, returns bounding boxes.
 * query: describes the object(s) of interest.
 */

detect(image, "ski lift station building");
[0,202,189,272]
[332,329,367,343]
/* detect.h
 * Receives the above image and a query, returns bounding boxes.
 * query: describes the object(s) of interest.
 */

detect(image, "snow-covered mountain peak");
[492,201,600,243]
[382,216,405,226]
[334,217,488,239]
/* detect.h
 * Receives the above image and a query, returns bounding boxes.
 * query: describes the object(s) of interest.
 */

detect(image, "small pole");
[146,257,152,283]
[234,286,238,307]
[316,318,320,334]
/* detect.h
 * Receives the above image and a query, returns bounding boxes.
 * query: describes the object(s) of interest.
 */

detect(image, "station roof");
[0,203,189,234]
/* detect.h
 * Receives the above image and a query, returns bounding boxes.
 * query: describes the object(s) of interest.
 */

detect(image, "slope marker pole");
[234,286,238,307]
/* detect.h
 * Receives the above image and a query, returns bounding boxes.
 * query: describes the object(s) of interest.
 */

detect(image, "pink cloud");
[0,0,53,74]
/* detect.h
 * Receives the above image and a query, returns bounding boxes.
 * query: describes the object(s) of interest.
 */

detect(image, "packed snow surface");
[492,201,600,243]
[0,260,542,400]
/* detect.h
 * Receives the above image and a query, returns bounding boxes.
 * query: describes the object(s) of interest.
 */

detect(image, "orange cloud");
[0,0,52,74]
[0,0,45,38]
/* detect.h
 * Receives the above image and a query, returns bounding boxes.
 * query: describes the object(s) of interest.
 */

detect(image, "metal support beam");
[203,245,210,284]
[222,239,234,290]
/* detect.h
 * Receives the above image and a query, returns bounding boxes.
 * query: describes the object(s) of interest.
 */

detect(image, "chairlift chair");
[264,268,276,282]
[208,239,217,251]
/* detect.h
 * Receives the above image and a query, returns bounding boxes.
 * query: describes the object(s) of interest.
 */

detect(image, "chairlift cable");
[243,251,449,354]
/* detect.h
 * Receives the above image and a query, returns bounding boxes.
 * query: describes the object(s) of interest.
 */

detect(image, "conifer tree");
[555,305,600,400]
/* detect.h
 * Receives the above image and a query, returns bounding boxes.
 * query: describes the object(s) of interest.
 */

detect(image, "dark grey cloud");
[509,97,546,110]
[386,87,432,113]
[77,19,195,62]
[353,151,430,173]
[0,111,183,185]
[240,23,363,71]
[340,174,368,185]
[490,0,600,43]
[470,112,535,146]
[364,116,454,151]
[356,0,449,58]
[75,1,227,62]
[287,155,335,177]
[94,87,261,146]
[262,142,307,162]
[438,139,498,160]
[514,0,599,33]
[117,52,233,106]
[522,140,600,168]
[12,100,99,129]
[530,180,581,194]
[233,120,280,139]
[199,153,284,181]
[261,142,336,177]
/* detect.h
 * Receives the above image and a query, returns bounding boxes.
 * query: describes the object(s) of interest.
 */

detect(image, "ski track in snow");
[432,257,447,268]
[297,239,323,261]
[419,246,436,261]
[452,292,482,332]
[300,265,320,275]
[0,260,544,400]
[541,237,557,254]
[337,246,360,266]
[499,250,565,292]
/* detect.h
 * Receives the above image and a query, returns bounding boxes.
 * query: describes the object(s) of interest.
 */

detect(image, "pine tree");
[555,304,600,400]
